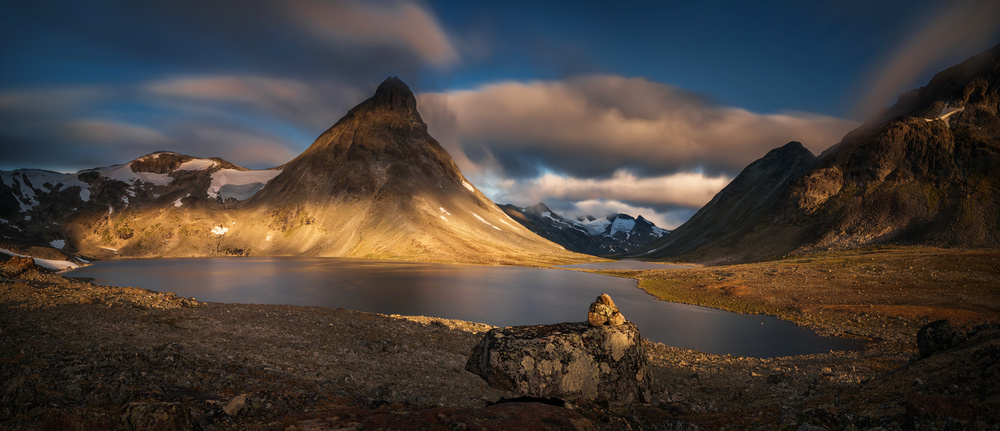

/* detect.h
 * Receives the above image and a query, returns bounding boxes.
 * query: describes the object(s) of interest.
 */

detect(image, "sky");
[2,0,999,229]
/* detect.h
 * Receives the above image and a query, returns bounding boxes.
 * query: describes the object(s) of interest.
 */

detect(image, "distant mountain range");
[635,43,1000,263]
[0,78,586,266]
[499,202,668,256]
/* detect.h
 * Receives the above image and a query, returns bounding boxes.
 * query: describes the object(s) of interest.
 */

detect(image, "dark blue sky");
[2,0,999,227]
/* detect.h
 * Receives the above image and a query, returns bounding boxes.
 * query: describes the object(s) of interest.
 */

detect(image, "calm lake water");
[65,257,864,358]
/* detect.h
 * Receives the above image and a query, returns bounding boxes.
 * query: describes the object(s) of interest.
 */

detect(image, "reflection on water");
[559,260,692,270]
[66,257,864,358]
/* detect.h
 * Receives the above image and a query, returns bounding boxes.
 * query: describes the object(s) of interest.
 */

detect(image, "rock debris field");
[2,252,999,430]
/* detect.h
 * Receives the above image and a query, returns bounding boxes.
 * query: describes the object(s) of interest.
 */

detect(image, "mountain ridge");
[500,202,668,256]
[635,43,1000,263]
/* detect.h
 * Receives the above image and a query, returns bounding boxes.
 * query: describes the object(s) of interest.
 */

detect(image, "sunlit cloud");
[419,75,857,179]
[497,170,730,209]
[286,0,459,67]
[853,0,1000,118]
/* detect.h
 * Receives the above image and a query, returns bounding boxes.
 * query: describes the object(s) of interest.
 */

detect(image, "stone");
[465,321,650,403]
[1,255,36,277]
[122,402,193,431]
[223,393,248,416]
[917,320,957,358]
[587,293,626,327]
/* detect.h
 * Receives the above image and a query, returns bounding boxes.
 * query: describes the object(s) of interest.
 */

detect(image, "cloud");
[484,170,728,230]
[144,76,366,130]
[0,87,110,117]
[562,199,696,230]
[56,120,170,147]
[418,75,858,180]
[0,81,306,170]
[168,124,299,167]
[853,0,1000,118]
[497,170,730,209]
[285,0,459,67]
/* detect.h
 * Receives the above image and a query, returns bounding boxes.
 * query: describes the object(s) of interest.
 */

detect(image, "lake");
[65,257,864,358]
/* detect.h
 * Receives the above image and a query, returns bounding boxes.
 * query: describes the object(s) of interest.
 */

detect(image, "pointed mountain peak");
[527,202,553,214]
[765,141,813,159]
[370,76,417,112]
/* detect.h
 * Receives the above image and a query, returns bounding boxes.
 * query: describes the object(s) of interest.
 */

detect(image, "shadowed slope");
[635,44,1000,263]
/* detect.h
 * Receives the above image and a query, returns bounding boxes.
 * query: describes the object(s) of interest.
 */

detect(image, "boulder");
[465,321,650,403]
[917,320,958,358]
[1,255,36,277]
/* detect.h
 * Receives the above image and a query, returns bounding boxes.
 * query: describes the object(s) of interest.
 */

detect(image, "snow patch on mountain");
[575,217,612,236]
[97,164,171,186]
[608,217,636,236]
[1,248,79,271]
[178,158,218,171]
[471,211,501,231]
[462,180,475,192]
[496,217,520,231]
[49,239,65,249]
[208,169,282,200]
[1,169,92,209]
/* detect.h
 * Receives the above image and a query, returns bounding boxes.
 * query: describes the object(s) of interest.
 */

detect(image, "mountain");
[631,142,817,262]
[0,77,587,266]
[636,44,1000,263]
[500,202,668,256]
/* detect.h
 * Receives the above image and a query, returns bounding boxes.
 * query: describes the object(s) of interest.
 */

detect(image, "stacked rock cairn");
[587,293,625,326]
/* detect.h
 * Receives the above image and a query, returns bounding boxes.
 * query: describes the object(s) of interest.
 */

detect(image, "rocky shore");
[2,251,999,430]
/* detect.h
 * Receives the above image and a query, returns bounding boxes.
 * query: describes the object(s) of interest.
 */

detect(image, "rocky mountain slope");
[499,202,668,256]
[636,43,1000,263]
[0,78,586,266]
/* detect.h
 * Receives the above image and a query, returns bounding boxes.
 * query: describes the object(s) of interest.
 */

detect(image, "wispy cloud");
[285,0,459,67]
[0,79,315,170]
[0,86,112,118]
[853,0,1000,118]
[144,76,366,130]
[56,120,170,147]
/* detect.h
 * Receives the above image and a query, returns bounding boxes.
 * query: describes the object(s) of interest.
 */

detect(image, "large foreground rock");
[465,321,651,403]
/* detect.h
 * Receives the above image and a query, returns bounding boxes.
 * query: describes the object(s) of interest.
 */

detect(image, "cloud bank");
[419,76,857,179]
[418,76,858,226]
